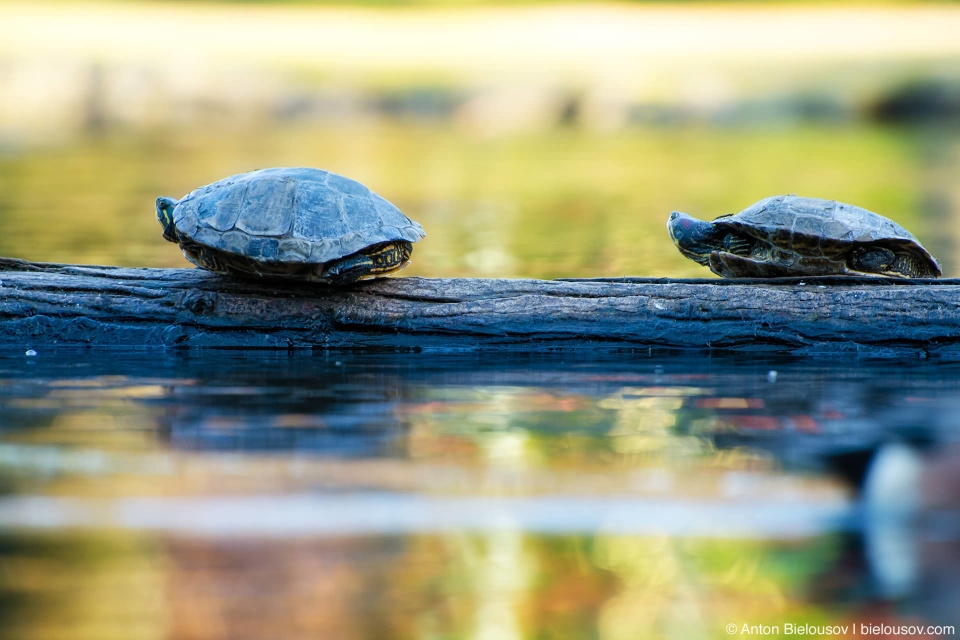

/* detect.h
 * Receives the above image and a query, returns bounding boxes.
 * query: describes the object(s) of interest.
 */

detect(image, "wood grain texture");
[2,258,959,355]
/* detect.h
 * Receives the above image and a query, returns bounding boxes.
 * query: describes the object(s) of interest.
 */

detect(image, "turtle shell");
[171,167,424,265]
[714,195,940,271]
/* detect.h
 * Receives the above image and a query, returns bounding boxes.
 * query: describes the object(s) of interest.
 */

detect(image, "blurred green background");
[1,0,959,277]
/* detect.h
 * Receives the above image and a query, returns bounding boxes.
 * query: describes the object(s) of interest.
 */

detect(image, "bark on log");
[2,257,959,356]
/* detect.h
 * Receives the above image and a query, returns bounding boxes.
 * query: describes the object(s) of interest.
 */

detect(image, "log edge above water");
[1,257,959,355]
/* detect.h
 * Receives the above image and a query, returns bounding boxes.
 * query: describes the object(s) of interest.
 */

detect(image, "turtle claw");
[709,252,794,278]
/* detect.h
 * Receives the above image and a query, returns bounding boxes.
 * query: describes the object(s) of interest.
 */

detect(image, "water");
[1,350,958,639]
[1,124,955,278]
[1,122,959,637]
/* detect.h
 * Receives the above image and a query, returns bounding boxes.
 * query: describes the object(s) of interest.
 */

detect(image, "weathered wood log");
[2,257,960,355]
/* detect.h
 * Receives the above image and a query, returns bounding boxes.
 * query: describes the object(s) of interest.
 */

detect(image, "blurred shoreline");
[3,2,960,141]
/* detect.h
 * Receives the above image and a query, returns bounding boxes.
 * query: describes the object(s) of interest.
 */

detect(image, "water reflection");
[0,351,959,638]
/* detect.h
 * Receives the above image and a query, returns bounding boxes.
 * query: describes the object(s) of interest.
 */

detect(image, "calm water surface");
[1,350,958,639]
[2,118,960,640]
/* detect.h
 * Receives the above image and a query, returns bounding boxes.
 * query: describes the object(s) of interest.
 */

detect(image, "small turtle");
[667,195,940,278]
[156,167,425,284]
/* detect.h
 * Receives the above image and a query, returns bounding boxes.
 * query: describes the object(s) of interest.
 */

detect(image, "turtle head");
[156,197,179,243]
[667,211,723,266]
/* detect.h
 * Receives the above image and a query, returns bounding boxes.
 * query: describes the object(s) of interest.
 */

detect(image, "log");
[1,257,959,356]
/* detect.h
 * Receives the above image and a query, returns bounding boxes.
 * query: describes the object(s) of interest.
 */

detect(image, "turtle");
[156,167,425,285]
[666,195,941,278]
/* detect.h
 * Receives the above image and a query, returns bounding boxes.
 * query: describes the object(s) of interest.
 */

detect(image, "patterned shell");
[717,195,938,263]
[171,167,425,264]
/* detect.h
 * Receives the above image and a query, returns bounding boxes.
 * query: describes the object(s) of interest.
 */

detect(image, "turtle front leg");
[323,241,414,285]
[323,253,376,285]
[709,251,798,278]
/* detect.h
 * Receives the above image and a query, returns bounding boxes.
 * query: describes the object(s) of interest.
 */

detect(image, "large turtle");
[156,167,425,284]
[667,195,940,278]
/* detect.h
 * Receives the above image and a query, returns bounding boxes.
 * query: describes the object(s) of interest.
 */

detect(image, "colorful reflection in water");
[0,351,958,639]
